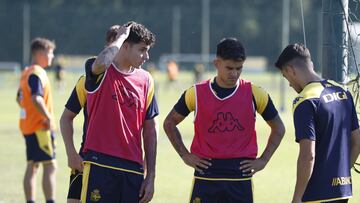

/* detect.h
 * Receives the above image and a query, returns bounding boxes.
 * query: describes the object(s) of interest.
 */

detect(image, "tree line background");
[1,0,358,71]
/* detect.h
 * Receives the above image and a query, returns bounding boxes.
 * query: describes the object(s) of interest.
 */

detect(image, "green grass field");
[0,70,359,203]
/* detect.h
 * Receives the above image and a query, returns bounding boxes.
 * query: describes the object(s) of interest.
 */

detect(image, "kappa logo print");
[112,81,140,109]
[208,112,244,133]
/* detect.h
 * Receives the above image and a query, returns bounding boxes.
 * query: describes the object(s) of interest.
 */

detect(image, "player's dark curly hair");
[275,43,311,70]
[216,38,246,61]
[124,21,155,46]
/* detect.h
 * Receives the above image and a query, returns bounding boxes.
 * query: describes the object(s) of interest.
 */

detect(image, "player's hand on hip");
[68,151,84,172]
[43,117,55,131]
[181,153,212,174]
[239,157,266,176]
[139,175,155,203]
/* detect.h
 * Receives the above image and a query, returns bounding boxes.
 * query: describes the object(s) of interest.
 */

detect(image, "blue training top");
[292,80,359,202]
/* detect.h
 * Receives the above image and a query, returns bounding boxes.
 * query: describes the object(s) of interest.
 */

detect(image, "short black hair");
[216,38,246,61]
[124,21,155,46]
[274,43,311,69]
[31,37,56,54]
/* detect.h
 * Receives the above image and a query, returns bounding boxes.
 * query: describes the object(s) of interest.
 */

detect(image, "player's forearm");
[31,95,51,120]
[163,120,189,158]
[143,119,157,178]
[292,149,314,202]
[60,115,77,156]
[350,129,360,167]
[92,37,127,75]
[16,88,21,106]
[260,117,285,164]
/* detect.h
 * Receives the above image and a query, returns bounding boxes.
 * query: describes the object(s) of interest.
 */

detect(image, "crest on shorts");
[90,189,101,202]
[192,197,201,203]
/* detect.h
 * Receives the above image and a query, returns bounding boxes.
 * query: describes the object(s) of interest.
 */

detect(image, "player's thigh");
[120,171,143,203]
[81,163,121,202]
[190,178,223,203]
[225,179,253,203]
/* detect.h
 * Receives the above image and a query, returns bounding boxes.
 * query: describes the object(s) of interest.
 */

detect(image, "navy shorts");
[81,151,144,203]
[190,158,254,203]
[67,170,83,200]
[24,130,55,162]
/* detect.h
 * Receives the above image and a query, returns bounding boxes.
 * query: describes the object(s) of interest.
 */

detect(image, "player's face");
[36,48,54,68]
[214,58,244,88]
[281,65,302,93]
[127,42,150,69]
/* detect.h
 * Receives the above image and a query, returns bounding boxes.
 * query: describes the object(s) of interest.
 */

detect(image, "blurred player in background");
[16,37,57,203]
[59,25,119,203]
[163,38,285,202]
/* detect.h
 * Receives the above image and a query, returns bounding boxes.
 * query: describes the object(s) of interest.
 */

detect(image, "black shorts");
[190,177,253,203]
[24,130,55,163]
[190,158,254,203]
[67,170,83,200]
[81,151,144,203]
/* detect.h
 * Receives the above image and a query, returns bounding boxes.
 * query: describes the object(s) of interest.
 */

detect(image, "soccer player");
[59,25,119,203]
[16,38,57,203]
[275,43,360,203]
[163,38,285,202]
[81,22,158,203]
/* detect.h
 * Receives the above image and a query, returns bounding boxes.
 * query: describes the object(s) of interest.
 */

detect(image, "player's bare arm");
[31,94,54,130]
[240,115,285,175]
[139,118,157,203]
[92,25,131,75]
[350,128,360,167]
[292,139,315,203]
[163,109,211,173]
[16,88,21,106]
[60,108,83,171]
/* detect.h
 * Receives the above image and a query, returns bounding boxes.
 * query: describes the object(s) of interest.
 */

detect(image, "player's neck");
[31,60,46,69]
[301,72,322,88]
[113,59,134,73]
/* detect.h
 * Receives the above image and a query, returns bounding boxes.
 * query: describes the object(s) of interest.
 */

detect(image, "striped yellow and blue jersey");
[174,77,278,121]
[293,80,359,202]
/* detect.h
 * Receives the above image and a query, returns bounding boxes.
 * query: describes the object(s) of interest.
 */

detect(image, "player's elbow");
[92,61,106,75]
[277,122,286,139]
[31,95,42,106]
[270,116,286,139]
[163,118,174,136]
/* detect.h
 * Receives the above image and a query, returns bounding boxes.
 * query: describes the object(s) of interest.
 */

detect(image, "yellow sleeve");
[32,66,48,87]
[252,84,269,115]
[75,75,87,108]
[146,74,155,110]
[185,86,196,112]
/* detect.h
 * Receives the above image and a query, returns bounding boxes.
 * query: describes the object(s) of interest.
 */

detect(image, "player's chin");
[228,78,238,84]
[136,62,146,69]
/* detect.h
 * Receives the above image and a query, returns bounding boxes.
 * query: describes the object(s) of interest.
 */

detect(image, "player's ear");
[214,58,220,69]
[122,41,130,50]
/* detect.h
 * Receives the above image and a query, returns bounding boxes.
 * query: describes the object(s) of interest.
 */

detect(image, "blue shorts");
[81,151,144,203]
[190,158,253,203]
[24,130,55,162]
[67,170,82,200]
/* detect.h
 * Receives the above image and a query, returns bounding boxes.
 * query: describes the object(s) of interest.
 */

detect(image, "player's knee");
[43,161,58,172]
[28,162,40,170]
